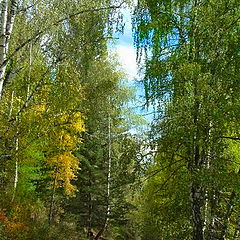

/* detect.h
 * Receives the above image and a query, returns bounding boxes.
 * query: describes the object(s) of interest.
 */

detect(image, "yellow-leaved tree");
[47,112,85,196]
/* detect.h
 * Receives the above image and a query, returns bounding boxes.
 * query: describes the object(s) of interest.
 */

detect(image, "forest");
[0,0,239,239]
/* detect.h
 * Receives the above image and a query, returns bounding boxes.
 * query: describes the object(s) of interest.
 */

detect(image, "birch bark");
[8,90,19,203]
[203,123,212,238]
[11,130,19,203]
[0,0,17,98]
[0,0,8,97]
[106,112,111,224]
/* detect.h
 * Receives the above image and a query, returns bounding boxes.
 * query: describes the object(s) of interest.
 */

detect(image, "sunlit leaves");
[47,152,79,195]
[133,0,240,238]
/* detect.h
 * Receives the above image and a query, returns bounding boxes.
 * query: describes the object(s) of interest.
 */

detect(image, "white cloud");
[116,45,138,80]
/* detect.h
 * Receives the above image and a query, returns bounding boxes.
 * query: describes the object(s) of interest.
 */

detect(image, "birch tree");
[0,0,131,239]
[133,0,240,238]
[0,0,17,98]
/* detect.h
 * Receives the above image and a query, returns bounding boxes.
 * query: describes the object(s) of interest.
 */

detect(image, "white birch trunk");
[11,133,18,202]
[210,192,216,237]
[0,0,17,98]
[203,161,210,238]
[13,137,18,190]
[26,43,32,105]
[95,111,112,240]
[106,112,111,224]
[0,0,8,97]
[203,190,208,238]
[203,123,212,238]
[9,91,19,203]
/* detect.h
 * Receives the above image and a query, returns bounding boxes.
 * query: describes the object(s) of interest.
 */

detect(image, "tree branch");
[1,2,126,68]
[221,136,240,141]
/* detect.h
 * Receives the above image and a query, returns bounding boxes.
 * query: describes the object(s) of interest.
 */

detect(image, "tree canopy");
[0,0,240,239]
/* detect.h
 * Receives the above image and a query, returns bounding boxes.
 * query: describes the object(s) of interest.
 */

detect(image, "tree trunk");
[0,0,8,97]
[48,171,57,225]
[209,191,218,239]
[10,92,19,203]
[191,182,204,240]
[11,135,18,203]
[219,191,236,239]
[95,112,112,240]
[106,112,111,225]
[87,175,93,239]
[191,76,204,240]
[203,123,213,238]
[0,0,17,98]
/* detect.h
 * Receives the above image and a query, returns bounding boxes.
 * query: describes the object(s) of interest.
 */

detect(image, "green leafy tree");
[133,0,240,239]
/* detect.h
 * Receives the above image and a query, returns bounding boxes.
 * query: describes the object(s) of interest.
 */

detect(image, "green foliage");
[132,0,240,238]
[0,0,137,239]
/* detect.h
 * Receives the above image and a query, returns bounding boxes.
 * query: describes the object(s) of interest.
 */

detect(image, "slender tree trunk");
[10,91,19,203]
[191,182,204,240]
[11,136,18,202]
[191,86,204,240]
[95,112,112,240]
[87,175,93,239]
[209,192,216,238]
[13,156,18,190]
[48,170,57,225]
[190,92,204,240]
[0,0,8,97]
[203,191,208,237]
[26,43,32,104]
[106,112,111,224]
[203,123,212,238]
[0,0,17,98]
[203,161,209,237]
[219,191,235,239]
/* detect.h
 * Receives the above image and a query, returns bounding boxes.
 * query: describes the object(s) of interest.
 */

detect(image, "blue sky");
[114,9,138,82]
[110,7,155,132]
